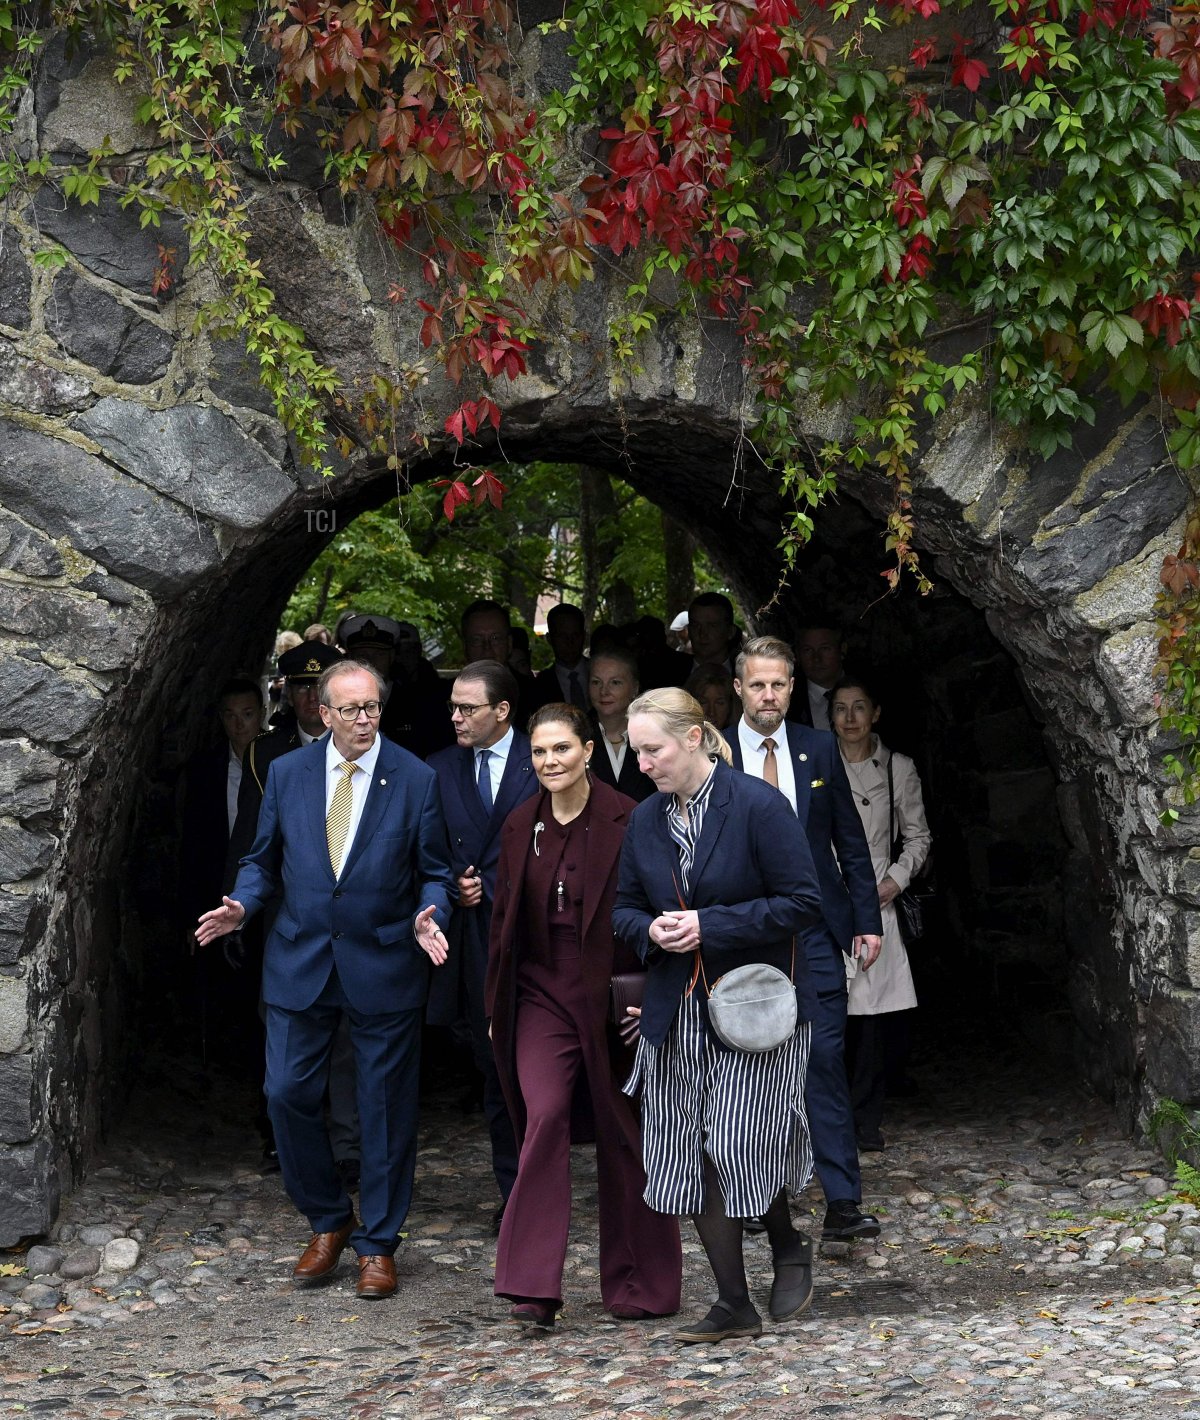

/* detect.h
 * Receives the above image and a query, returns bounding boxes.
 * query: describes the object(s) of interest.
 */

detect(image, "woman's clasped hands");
[650,909,702,954]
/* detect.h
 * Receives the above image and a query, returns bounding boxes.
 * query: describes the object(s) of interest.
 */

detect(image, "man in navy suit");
[789,620,847,730]
[426,660,538,1222]
[725,636,883,1241]
[529,603,590,713]
[196,660,456,1300]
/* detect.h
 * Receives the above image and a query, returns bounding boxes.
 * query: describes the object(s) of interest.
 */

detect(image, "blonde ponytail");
[701,719,734,765]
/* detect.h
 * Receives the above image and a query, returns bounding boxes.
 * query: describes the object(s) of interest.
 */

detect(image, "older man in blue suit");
[726,635,883,1242]
[197,659,456,1300]
[426,659,538,1222]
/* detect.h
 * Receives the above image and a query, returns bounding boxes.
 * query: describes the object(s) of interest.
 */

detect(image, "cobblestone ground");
[2,1034,1199,1419]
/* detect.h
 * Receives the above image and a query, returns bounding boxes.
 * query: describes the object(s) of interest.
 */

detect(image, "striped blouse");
[665,761,718,894]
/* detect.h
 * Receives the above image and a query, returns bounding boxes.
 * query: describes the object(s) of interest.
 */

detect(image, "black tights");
[690,1157,805,1312]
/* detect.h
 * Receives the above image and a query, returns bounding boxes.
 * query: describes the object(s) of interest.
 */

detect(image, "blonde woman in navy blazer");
[614,688,824,1344]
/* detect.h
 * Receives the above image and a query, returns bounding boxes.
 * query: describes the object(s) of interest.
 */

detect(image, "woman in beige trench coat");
[830,677,931,1151]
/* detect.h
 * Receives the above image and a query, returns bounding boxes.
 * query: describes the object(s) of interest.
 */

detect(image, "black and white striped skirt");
[623,989,813,1217]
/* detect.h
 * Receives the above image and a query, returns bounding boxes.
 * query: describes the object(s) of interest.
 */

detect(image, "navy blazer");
[426,732,538,899]
[233,735,456,1016]
[612,760,823,1047]
[725,720,881,953]
[424,732,539,1026]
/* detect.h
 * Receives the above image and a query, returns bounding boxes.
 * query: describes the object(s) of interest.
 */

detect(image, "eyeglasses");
[328,701,383,722]
[448,701,495,717]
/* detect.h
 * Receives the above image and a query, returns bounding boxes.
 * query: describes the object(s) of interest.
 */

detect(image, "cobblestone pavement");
[2,1037,1199,1419]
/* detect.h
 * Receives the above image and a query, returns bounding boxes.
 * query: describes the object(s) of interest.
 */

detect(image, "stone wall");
[0,30,1196,1241]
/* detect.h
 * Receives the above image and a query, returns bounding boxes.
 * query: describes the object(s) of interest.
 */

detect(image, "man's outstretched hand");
[415,905,449,965]
[196,896,246,947]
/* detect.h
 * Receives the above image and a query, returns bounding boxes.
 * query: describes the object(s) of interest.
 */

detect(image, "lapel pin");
[533,821,545,856]
[799,752,808,762]
[379,778,387,785]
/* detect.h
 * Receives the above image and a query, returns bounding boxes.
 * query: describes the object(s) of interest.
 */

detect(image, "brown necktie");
[762,737,779,788]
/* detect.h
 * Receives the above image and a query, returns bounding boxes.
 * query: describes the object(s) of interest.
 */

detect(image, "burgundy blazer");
[486,777,640,1141]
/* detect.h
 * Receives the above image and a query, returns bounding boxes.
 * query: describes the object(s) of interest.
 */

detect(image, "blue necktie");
[477,748,493,813]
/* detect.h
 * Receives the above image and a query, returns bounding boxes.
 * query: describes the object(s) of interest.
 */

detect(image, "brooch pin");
[811,778,825,788]
[533,821,545,856]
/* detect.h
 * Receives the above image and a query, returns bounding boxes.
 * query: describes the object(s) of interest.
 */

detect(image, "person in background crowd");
[195,660,456,1302]
[508,627,533,680]
[181,676,266,1083]
[183,676,264,935]
[667,610,691,656]
[461,600,537,727]
[793,620,847,732]
[268,631,304,717]
[426,660,537,1228]
[685,664,737,731]
[614,689,822,1344]
[725,636,883,1243]
[341,616,400,684]
[687,593,740,674]
[830,677,931,1152]
[304,624,333,645]
[589,623,623,658]
[588,648,656,803]
[487,703,682,1328]
[634,614,692,691]
[532,604,590,712]
[389,621,456,760]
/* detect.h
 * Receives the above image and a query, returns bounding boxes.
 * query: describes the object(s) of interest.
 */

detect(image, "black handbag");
[886,755,934,946]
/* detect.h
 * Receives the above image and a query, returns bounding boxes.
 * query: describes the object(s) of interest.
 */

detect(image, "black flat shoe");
[674,1300,762,1344]
[769,1237,813,1321]
[822,1199,881,1241]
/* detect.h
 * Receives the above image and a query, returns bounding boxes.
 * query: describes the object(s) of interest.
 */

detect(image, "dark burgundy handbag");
[609,972,646,1045]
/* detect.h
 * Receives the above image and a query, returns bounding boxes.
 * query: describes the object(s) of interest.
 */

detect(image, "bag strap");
[886,753,903,864]
[672,867,796,999]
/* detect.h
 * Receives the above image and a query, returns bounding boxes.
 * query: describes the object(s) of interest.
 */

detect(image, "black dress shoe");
[769,1237,813,1321]
[822,1199,881,1241]
[491,1202,506,1236]
[741,1216,767,1235]
[510,1299,556,1328]
[674,1300,762,1344]
[857,1132,886,1152]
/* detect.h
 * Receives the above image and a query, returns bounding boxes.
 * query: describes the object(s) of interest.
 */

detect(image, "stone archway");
[0,42,1195,1241]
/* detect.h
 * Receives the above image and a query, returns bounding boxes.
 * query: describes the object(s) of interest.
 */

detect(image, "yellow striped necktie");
[326,760,360,875]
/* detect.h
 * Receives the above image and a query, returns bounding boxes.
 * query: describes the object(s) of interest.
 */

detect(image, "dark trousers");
[802,929,862,1204]
[494,953,682,1312]
[265,969,422,1256]
[847,1010,913,1140]
[845,1014,886,1143]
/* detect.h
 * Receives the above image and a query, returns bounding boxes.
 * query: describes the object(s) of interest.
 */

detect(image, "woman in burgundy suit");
[486,702,682,1328]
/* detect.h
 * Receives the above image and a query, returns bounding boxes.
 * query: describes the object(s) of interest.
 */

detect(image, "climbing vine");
[5,0,1200,798]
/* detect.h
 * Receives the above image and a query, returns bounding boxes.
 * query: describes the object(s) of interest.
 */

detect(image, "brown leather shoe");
[356,1254,397,1299]
[292,1220,356,1283]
